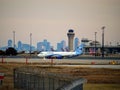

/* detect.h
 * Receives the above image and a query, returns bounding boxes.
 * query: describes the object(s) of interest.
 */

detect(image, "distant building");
[81,38,90,46]
[37,42,43,51]
[57,43,61,51]
[43,39,48,51]
[57,40,66,51]
[22,44,30,53]
[0,46,8,51]
[84,45,120,55]
[17,41,23,52]
[46,42,51,51]
[8,39,12,47]
[37,39,51,51]
[42,39,51,51]
[61,40,66,51]
[74,37,79,50]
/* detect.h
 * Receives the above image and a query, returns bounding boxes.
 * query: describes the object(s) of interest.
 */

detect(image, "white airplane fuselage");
[38,51,76,57]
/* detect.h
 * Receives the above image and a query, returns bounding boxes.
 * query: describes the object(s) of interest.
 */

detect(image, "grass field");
[84,84,120,90]
[0,62,120,90]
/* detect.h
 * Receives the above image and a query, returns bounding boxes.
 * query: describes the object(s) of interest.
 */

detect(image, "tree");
[5,47,17,56]
[0,50,5,55]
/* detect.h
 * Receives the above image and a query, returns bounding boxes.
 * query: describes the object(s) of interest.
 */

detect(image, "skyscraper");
[18,41,22,51]
[8,39,12,47]
[67,29,75,51]
[74,37,79,50]
[37,42,43,51]
[57,40,66,51]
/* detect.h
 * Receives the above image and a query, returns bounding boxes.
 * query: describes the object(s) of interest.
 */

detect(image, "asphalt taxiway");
[0,58,120,69]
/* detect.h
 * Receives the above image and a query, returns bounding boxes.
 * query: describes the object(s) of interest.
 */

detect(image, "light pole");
[13,31,15,48]
[101,26,105,58]
[95,32,97,57]
[30,33,32,56]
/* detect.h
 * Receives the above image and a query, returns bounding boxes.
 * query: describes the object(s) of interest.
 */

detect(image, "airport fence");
[13,67,87,90]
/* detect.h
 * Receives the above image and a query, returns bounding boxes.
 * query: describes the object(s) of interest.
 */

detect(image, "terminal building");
[81,38,120,55]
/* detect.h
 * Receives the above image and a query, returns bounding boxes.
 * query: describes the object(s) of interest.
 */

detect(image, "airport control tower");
[67,29,75,51]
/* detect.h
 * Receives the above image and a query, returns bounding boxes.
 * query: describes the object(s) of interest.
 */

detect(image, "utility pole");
[101,26,105,58]
[13,31,15,48]
[95,32,97,57]
[30,33,32,56]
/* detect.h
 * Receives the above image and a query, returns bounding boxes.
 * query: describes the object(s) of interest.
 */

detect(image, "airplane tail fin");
[75,44,84,55]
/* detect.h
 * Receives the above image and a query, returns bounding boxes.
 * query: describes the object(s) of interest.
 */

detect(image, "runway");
[0,58,120,69]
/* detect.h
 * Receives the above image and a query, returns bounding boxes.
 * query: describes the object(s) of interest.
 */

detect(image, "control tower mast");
[67,29,75,51]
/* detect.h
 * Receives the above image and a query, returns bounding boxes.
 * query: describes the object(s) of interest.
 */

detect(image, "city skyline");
[0,38,80,52]
[0,0,120,48]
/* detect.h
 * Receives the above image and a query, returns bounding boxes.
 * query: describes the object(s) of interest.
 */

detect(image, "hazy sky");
[0,0,120,48]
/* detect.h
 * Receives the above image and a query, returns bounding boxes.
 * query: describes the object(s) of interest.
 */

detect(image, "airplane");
[37,44,84,59]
